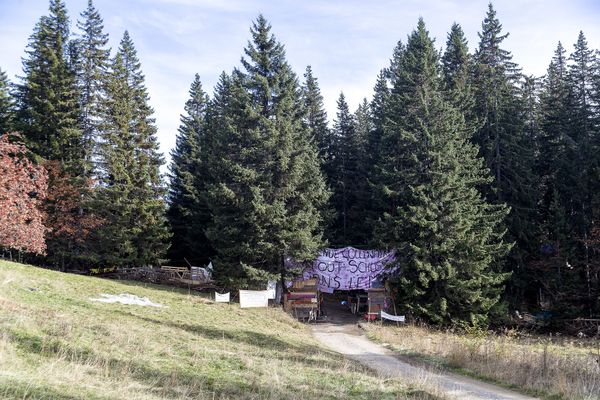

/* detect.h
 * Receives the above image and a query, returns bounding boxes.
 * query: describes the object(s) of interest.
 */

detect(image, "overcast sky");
[2,0,600,164]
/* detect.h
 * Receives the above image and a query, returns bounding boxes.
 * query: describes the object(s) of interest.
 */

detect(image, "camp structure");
[283,278,320,322]
[105,264,217,290]
[285,247,403,322]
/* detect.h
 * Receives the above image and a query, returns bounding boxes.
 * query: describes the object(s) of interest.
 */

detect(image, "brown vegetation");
[364,324,600,400]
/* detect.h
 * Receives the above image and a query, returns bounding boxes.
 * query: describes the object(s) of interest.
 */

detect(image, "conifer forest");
[3,0,600,328]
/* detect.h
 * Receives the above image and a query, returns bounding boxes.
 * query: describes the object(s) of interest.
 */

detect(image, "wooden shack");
[366,288,386,321]
[284,278,320,322]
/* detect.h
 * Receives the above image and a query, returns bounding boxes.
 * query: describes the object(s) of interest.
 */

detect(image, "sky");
[2,0,600,165]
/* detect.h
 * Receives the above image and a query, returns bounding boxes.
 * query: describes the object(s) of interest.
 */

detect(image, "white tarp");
[266,280,277,300]
[191,266,211,281]
[90,293,165,308]
[214,292,230,303]
[239,290,269,308]
[381,311,405,322]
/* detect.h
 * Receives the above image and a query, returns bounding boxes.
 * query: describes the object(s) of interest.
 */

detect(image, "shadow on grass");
[114,309,308,350]
[6,329,414,400]
[112,309,349,371]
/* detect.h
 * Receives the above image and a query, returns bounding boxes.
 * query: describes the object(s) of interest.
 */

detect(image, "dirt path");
[312,304,538,400]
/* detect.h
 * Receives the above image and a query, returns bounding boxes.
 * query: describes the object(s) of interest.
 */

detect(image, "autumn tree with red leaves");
[0,134,47,255]
[43,161,102,268]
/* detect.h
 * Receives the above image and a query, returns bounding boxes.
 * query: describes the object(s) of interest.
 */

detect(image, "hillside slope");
[0,261,433,400]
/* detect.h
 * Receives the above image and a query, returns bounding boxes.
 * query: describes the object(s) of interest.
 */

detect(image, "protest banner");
[285,247,396,293]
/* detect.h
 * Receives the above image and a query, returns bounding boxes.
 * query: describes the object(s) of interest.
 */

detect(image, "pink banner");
[286,247,396,293]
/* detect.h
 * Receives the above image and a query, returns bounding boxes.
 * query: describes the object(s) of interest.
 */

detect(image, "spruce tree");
[441,22,476,126]
[472,4,538,302]
[14,0,100,269]
[567,32,597,310]
[349,98,373,246]
[538,43,570,222]
[301,66,335,232]
[531,42,580,312]
[204,16,329,284]
[363,71,391,243]
[354,98,372,142]
[75,0,110,176]
[388,41,406,84]
[375,19,510,327]
[203,71,255,282]
[328,93,362,245]
[167,74,212,266]
[0,69,14,134]
[95,31,169,267]
[370,70,390,151]
[15,0,84,174]
[567,32,595,230]
[301,66,332,169]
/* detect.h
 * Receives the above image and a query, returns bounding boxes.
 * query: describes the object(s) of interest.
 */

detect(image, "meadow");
[0,260,440,400]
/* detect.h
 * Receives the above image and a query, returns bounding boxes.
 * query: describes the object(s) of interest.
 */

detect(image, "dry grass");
[0,260,444,400]
[363,323,600,400]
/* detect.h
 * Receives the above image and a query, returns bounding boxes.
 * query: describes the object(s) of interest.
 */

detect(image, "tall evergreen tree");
[540,44,569,158]
[0,69,14,134]
[365,71,390,176]
[15,0,83,174]
[328,93,362,245]
[75,0,110,176]
[530,42,582,314]
[354,98,372,141]
[350,98,373,246]
[94,31,169,267]
[203,71,255,282]
[388,40,406,84]
[204,16,329,284]
[522,76,541,143]
[375,19,510,326]
[441,22,476,125]
[567,32,598,311]
[472,4,538,302]
[301,66,332,168]
[567,31,595,231]
[538,43,570,222]
[442,23,470,90]
[301,66,336,232]
[363,71,390,239]
[167,74,212,266]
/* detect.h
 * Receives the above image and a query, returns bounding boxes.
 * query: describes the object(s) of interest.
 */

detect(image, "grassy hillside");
[0,261,434,400]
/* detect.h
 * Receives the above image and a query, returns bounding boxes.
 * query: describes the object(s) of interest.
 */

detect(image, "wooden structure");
[161,266,189,281]
[349,293,368,315]
[284,278,320,322]
[159,265,216,288]
[91,264,217,291]
[366,288,386,321]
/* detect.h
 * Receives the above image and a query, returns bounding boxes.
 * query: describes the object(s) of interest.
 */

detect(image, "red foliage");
[0,133,48,254]
[44,160,102,247]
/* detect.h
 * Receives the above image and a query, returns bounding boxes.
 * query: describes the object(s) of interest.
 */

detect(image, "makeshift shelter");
[285,247,400,321]
[283,278,320,322]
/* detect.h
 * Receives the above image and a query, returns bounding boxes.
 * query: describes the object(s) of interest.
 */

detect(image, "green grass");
[0,260,434,400]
